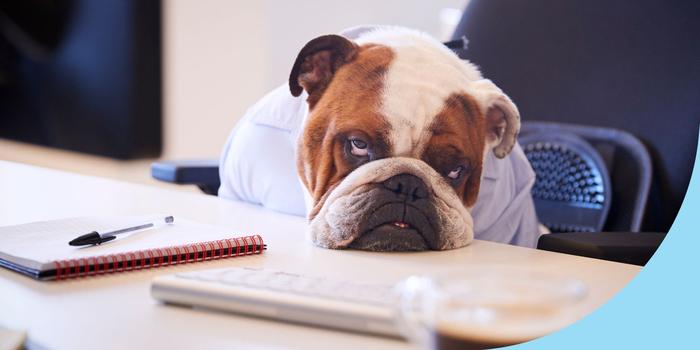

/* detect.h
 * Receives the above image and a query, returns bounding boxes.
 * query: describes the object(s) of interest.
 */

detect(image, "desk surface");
[0,161,641,350]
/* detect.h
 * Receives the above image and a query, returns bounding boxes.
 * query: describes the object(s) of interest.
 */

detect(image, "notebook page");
[0,216,250,271]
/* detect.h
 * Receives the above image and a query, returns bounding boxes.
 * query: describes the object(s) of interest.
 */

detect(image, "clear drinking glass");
[394,267,588,350]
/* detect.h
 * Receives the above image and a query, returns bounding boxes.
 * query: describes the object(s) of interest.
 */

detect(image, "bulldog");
[219,26,541,251]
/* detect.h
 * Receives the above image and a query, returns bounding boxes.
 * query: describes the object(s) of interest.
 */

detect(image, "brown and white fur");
[289,27,520,251]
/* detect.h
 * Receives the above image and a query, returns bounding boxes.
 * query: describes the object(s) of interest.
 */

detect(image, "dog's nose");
[382,174,428,200]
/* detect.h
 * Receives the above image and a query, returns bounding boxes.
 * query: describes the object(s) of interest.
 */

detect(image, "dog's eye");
[447,165,463,180]
[350,139,369,157]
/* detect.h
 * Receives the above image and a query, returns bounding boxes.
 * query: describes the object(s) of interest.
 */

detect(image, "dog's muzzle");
[308,157,472,252]
[348,173,438,251]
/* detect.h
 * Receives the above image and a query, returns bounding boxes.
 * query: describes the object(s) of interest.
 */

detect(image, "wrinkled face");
[289,30,520,251]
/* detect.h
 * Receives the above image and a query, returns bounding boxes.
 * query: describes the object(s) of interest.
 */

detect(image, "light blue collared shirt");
[219,84,542,248]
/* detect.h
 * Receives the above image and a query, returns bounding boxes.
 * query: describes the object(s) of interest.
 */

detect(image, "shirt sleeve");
[218,85,307,217]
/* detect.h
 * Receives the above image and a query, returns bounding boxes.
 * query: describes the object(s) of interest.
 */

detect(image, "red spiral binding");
[174,246,182,264]
[95,256,102,275]
[164,248,172,265]
[101,255,108,274]
[54,260,61,280]
[207,242,215,259]
[51,235,264,281]
[89,256,97,276]
[103,255,109,274]
[152,249,159,268]
[146,249,154,269]
[118,253,127,272]
[78,258,86,277]
[225,239,232,256]
[154,248,161,267]
[182,245,189,265]
[214,240,222,259]
[197,242,204,261]
[137,251,145,270]
[128,252,136,271]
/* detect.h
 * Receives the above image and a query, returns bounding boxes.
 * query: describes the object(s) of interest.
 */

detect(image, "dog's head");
[289,28,520,251]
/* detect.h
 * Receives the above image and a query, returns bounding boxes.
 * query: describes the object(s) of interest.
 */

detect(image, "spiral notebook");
[0,216,265,281]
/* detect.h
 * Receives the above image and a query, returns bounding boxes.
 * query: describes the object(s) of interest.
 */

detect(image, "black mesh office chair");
[153,0,698,265]
[454,0,699,232]
[519,122,652,233]
[452,0,698,264]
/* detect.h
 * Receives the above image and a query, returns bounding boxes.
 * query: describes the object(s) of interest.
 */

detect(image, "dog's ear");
[289,34,358,108]
[469,79,521,159]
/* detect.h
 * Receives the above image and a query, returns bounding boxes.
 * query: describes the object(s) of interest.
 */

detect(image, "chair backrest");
[454,0,700,232]
[520,122,652,232]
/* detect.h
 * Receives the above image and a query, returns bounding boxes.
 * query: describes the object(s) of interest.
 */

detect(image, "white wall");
[163,0,268,159]
[163,0,467,159]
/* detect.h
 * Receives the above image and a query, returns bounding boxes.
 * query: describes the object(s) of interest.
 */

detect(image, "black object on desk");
[151,160,221,195]
[538,232,667,266]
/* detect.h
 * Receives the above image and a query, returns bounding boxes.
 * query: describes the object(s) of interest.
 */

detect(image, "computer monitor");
[0,0,161,159]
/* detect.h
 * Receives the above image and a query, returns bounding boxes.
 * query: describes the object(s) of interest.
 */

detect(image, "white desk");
[0,161,641,349]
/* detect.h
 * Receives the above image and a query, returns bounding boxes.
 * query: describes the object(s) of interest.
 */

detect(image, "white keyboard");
[151,267,401,337]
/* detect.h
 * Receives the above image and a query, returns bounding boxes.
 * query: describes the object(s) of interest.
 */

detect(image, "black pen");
[68,216,175,246]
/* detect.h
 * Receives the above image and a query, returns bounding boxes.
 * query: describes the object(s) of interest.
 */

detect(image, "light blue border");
[513,128,700,349]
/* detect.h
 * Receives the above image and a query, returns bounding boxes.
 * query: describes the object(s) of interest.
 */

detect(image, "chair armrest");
[537,232,666,266]
[150,159,220,195]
